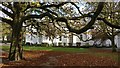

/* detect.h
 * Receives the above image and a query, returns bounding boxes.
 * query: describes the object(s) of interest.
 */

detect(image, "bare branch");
[70,2,83,16]
[1,2,14,13]
[97,18,120,29]
[44,8,58,16]
[41,2,69,8]
[0,17,13,26]
[21,12,54,23]
[0,6,14,18]
[56,2,105,34]
[24,2,69,12]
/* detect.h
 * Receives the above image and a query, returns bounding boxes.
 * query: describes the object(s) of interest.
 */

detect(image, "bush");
[58,42,63,47]
[68,43,72,47]
[49,44,54,47]
[2,40,11,43]
[76,42,81,47]
[80,43,90,48]
[41,43,49,47]
[34,44,41,46]
[63,43,66,47]
[25,42,31,46]
[93,44,102,48]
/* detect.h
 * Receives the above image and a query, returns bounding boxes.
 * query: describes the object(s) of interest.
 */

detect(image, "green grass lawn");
[0,45,10,52]
[0,45,118,61]
[0,45,88,53]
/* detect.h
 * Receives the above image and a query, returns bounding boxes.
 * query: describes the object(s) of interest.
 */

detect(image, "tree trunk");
[111,28,116,52]
[8,25,23,61]
[2,36,5,42]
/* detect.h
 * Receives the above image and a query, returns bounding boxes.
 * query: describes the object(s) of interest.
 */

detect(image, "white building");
[25,32,93,46]
[25,32,120,48]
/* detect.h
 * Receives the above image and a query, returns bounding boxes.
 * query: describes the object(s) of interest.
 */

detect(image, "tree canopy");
[0,1,120,61]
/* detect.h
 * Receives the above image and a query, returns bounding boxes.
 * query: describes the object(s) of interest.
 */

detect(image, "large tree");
[97,2,120,52]
[0,2,79,61]
[1,1,119,61]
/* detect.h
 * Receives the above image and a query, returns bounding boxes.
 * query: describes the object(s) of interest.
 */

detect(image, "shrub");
[63,43,66,47]
[58,42,63,47]
[2,40,11,44]
[76,42,81,47]
[33,44,41,46]
[25,42,31,46]
[41,43,49,47]
[68,43,72,47]
[49,44,54,47]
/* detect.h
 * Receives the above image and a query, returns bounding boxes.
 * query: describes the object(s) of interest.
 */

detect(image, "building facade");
[25,32,120,48]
